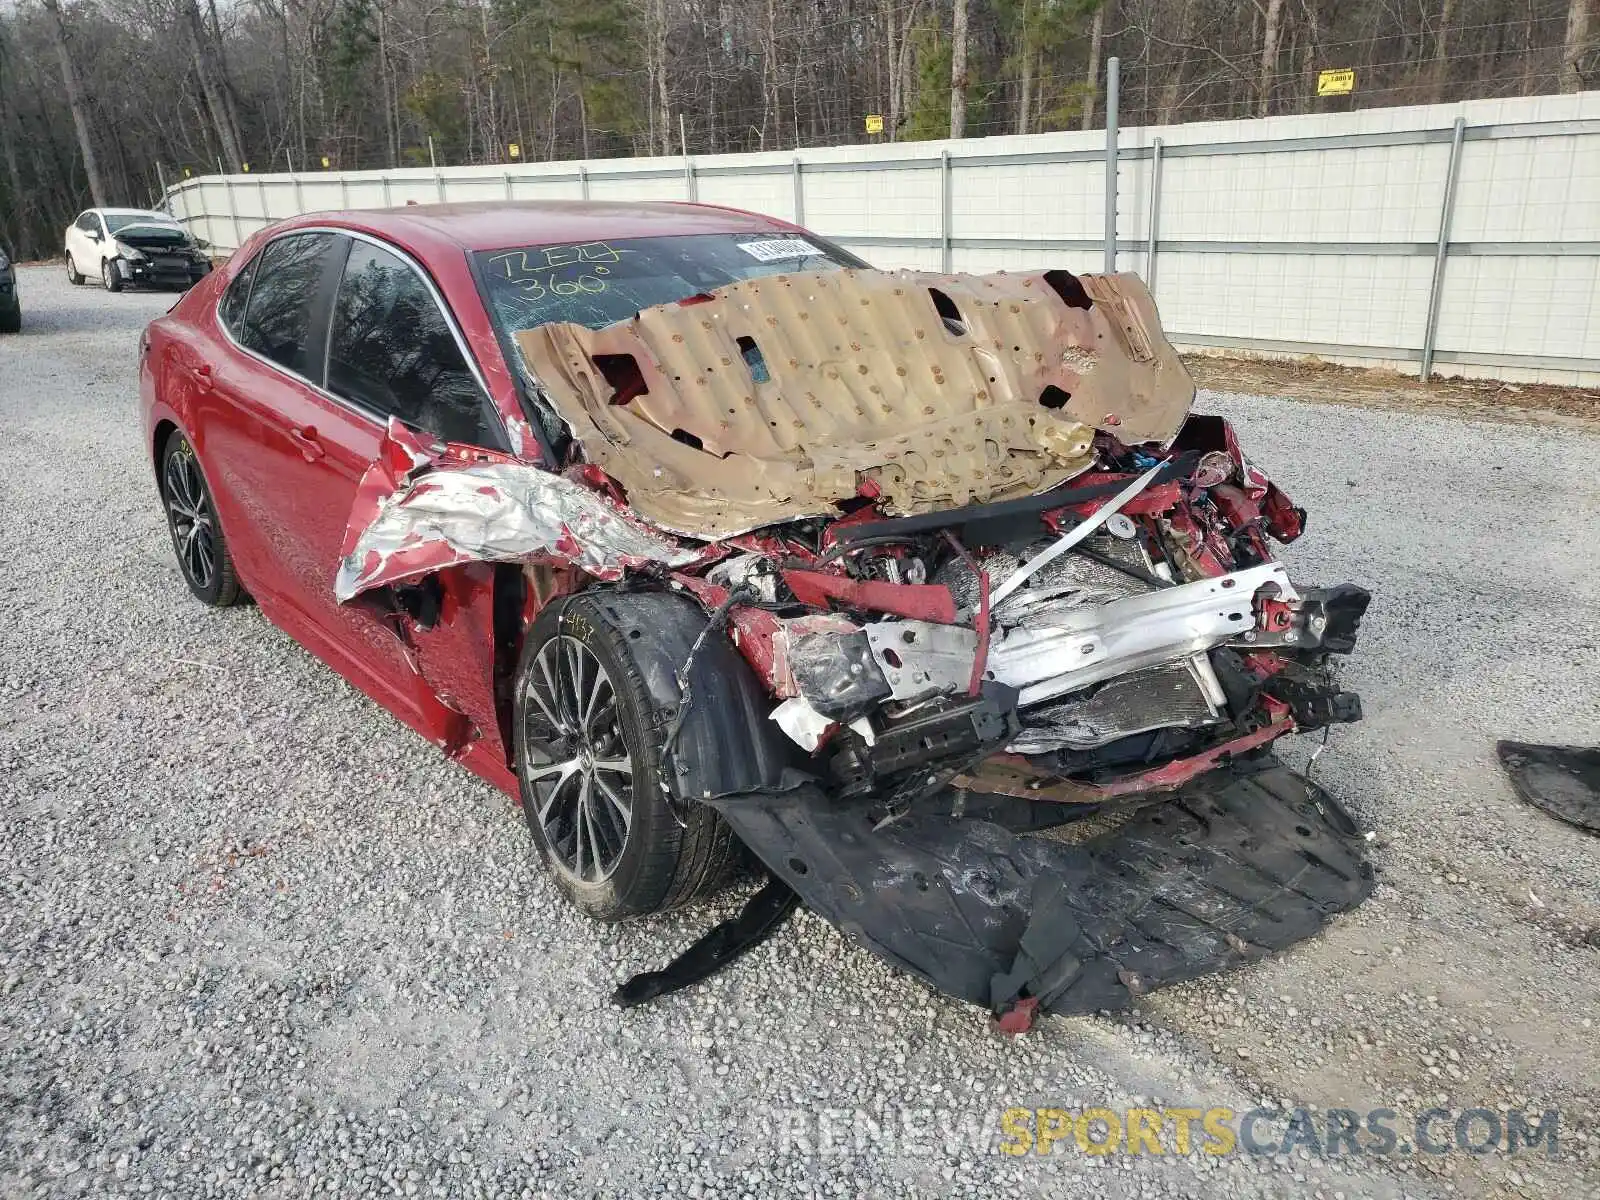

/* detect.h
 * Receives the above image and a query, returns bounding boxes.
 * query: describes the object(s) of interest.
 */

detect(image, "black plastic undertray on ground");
[709,759,1375,1017]
[1496,740,1600,835]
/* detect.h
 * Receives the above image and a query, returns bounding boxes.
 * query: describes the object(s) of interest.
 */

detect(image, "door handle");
[288,425,325,462]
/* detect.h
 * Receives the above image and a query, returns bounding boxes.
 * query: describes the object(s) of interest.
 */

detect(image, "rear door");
[204,230,426,711]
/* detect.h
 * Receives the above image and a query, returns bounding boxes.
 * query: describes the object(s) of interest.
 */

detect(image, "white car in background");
[64,208,212,292]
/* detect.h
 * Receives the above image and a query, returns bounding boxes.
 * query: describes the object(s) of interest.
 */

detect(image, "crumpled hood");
[515,267,1195,540]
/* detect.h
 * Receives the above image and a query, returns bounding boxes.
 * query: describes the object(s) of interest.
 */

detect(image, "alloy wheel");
[163,448,216,590]
[520,636,634,884]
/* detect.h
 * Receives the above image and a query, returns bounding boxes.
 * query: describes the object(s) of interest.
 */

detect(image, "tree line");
[0,0,1594,258]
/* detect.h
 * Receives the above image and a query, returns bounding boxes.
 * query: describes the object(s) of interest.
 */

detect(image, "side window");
[218,253,258,331]
[326,241,500,447]
[237,232,339,379]
[75,213,97,233]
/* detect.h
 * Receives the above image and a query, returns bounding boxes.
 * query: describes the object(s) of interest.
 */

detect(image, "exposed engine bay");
[339,264,1375,1025]
[675,419,1369,815]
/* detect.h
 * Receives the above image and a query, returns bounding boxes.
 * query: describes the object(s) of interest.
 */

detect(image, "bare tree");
[39,0,106,207]
[950,0,968,138]
[1081,1,1105,129]
[1259,0,1285,115]
[182,0,243,170]
[1431,0,1458,100]
[1561,0,1592,89]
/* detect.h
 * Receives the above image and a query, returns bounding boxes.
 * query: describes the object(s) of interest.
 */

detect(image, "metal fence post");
[1421,116,1467,381]
[436,171,446,202]
[257,177,269,225]
[1104,55,1120,273]
[1147,137,1164,296]
[382,175,392,206]
[504,172,513,200]
[578,165,590,200]
[292,171,305,214]
[223,176,242,252]
[339,177,350,209]
[792,156,805,224]
[940,149,953,272]
[684,156,697,201]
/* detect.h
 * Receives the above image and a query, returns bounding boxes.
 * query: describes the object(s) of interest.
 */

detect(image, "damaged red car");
[140,201,1373,1024]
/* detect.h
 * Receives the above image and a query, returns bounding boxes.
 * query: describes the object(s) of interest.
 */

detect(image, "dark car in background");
[0,241,18,332]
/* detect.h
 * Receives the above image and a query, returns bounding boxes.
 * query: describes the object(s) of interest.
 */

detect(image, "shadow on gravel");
[8,264,184,338]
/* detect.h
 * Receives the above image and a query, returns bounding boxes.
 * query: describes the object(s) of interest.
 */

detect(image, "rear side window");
[219,254,257,331]
[237,232,338,378]
[326,240,500,448]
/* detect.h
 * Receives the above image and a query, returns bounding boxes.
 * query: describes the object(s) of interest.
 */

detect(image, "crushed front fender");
[708,760,1372,1019]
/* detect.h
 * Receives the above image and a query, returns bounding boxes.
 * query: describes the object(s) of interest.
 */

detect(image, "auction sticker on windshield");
[736,238,821,262]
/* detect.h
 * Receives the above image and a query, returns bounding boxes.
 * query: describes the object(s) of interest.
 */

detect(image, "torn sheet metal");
[709,762,1372,1018]
[514,268,1193,539]
[335,419,694,603]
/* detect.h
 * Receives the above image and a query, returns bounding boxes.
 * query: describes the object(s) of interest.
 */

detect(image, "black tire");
[513,592,744,921]
[159,429,240,607]
[0,304,17,334]
[65,254,84,286]
[102,258,123,292]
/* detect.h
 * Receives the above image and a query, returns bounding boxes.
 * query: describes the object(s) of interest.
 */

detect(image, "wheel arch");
[152,419,179,488]
[511,586,803,803]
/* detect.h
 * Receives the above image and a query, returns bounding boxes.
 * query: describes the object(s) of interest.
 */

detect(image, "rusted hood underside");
[516,268,1194,540]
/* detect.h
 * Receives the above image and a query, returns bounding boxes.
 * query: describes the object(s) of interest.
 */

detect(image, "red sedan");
[141,201,1372,1021]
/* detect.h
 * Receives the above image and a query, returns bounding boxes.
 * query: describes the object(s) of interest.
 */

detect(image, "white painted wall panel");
[166,90,1600,384]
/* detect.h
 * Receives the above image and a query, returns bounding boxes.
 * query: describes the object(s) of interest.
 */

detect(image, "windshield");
[104,212,176,234]
[474,232,863,338]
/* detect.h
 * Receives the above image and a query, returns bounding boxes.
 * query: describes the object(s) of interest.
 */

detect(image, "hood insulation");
[516,267,1194,540]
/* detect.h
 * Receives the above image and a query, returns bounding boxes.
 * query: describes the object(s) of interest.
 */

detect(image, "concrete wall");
[166,91,1600,386]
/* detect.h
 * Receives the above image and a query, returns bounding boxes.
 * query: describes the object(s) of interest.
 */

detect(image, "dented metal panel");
[515,268,1193,539]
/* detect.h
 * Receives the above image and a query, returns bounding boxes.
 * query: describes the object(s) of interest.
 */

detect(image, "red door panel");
[217,359,431,716]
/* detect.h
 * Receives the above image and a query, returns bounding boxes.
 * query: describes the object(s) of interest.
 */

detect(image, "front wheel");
[65,254,83,285]
[513,593,742,921]
[102,258,123,292]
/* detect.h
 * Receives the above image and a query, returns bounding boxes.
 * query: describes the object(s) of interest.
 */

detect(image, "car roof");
[285,200,801,255]
[98,208,173,218]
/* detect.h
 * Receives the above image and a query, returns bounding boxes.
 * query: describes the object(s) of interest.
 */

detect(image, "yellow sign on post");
[241,162,250,173]
[864,114,884,135]
[1317,68,1355,96]
[508,143,521,159]
[321,155,332,169]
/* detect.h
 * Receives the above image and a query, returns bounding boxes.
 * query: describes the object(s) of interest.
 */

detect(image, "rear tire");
[102,258,123,292]
[0,304,18,334]
[513,592,744,921]
[160,430,240,607]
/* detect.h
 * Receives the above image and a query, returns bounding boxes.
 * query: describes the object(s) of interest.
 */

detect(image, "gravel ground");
[2,263,1598,1200]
